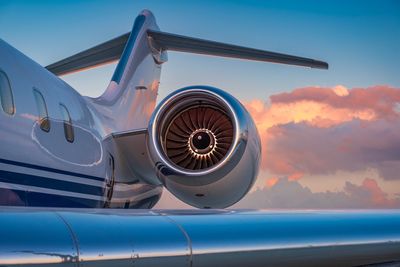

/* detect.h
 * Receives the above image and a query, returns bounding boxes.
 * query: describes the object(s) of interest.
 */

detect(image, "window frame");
[0,69,15,115]
[33,88,50,132]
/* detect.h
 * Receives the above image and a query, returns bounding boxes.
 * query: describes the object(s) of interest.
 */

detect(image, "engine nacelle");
[148,86,261,208]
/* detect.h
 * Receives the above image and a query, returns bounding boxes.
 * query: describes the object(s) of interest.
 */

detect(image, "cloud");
[265,119,400,180]
[270,85,400,120]
[233,178,400,209]
[243,85,400,181]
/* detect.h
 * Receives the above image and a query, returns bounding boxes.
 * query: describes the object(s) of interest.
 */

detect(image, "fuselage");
[0,15,163,208]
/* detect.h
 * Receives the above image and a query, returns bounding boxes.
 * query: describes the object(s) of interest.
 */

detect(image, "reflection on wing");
[0,209,399,266]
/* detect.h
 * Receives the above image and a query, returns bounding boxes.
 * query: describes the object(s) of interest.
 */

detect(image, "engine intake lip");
[149,86,241,176]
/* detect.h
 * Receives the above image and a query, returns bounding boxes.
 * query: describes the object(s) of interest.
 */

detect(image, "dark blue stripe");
[111,14,146,83]
[0,158,105,182]
[27,191,101,208]
[0,170,104,196]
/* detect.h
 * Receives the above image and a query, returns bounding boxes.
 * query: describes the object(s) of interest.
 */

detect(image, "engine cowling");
[148,86,261,208]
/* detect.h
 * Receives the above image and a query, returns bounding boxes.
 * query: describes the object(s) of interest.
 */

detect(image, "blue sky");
[0,0,399,101]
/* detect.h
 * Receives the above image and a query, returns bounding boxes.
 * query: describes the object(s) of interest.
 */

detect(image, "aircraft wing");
[1,209,399,267]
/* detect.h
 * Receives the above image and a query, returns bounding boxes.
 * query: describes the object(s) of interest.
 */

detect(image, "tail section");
[91,10,163,133]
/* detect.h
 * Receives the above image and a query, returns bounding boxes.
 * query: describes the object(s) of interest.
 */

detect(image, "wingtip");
[313,60,329,70]
[318,61,329,70]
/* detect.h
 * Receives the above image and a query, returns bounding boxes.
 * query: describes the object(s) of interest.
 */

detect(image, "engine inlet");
[165,106,234,170]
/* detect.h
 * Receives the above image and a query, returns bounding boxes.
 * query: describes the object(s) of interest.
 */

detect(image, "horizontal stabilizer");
[46,30,328,76]
[46,33,130,76]
[147,30,328,69]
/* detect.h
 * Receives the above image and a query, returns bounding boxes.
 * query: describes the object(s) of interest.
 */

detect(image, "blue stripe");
[111,14,146,83]
[27,191,101,208]
[0,170,104,196]
[0,158,105,182]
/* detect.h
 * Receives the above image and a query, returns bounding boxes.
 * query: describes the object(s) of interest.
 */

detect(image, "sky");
[1,0,400,209]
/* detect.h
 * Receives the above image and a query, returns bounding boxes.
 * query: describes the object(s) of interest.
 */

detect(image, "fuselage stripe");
[0,181,105,201]
[0,169,104,196]
[0,158,105,182]
[0,162,104,188]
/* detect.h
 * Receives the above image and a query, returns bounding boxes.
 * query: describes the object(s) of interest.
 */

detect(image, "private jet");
[0,9,399,267]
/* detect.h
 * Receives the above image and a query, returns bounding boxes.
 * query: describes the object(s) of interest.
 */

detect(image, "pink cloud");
[270,85,400,119]
[243,85,400,181]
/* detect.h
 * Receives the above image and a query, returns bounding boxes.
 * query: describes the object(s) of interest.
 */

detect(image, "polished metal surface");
[1,209,399,267]
[147,86,261,208]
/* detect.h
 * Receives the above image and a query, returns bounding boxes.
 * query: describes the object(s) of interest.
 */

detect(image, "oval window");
[0,70,15,115]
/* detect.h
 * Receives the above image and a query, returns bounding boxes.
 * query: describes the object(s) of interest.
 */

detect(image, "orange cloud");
[266,177,279,188]
[270,85,400,119]
[245,85,400,131]
[288,172,304,181]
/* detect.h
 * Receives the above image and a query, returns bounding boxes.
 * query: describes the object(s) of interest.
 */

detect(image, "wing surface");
[1,209,399,266]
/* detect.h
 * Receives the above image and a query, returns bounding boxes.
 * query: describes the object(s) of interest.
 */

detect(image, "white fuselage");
[0,10,164,208]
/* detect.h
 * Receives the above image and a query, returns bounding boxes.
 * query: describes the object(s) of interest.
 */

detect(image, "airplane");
[0,9,399,267]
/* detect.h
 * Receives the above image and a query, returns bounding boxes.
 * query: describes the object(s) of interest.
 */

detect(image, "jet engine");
[148,86,261,208]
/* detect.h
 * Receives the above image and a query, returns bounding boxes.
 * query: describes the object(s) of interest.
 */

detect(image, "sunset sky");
[1,0,399,209]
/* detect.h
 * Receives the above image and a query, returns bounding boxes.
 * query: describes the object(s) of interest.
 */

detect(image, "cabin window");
[59,103,74,143]
[0,70,15,115]
[33,88,50,132]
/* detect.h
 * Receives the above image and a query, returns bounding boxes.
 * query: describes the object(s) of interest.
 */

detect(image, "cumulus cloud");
[243,85,400,181]
[233,178,400,209]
